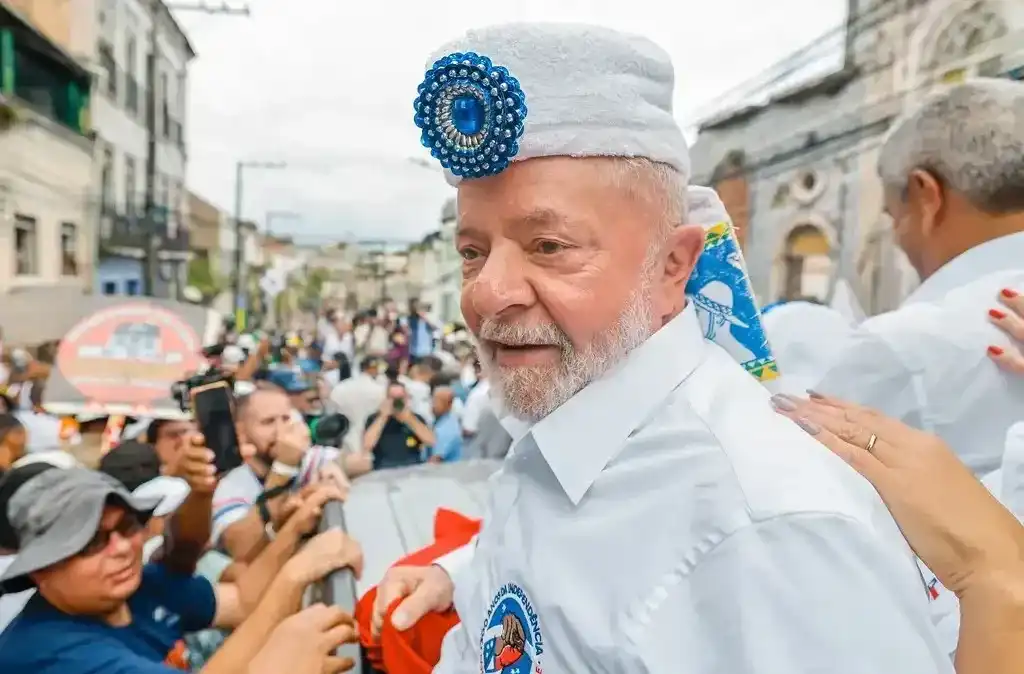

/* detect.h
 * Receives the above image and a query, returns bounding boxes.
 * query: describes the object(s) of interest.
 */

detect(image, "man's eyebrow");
[457,208,569,238]
[515,208,568,229]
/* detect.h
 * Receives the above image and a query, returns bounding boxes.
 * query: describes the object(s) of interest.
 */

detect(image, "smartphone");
[190,380,242,475]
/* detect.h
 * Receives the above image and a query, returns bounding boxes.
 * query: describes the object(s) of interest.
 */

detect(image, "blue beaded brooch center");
[413,52,528,179]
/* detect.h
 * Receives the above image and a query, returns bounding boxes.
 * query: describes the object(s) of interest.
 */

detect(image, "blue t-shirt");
[430,412,463,462]
[0,563,216,674]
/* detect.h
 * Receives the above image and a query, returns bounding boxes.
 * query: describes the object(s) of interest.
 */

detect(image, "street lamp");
[233,160,286,329]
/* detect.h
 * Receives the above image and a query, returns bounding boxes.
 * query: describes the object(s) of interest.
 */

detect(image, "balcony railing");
[99,207,190,255]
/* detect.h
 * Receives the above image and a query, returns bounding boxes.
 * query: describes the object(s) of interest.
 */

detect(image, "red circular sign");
[56,303,204,405]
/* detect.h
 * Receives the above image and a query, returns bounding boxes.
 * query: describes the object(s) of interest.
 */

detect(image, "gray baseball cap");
[0,468,161,593]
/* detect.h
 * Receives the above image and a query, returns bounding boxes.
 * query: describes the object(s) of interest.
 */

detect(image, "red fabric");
[355,508,481,673]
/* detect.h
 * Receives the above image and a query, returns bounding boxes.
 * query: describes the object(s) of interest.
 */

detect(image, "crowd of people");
[0,19,1022,674]
[0,293,516,673]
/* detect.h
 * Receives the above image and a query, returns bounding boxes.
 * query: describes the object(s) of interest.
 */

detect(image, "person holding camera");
[362,382,435,471]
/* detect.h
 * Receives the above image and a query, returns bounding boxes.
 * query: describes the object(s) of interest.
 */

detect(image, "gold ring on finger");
[865,433,878,453]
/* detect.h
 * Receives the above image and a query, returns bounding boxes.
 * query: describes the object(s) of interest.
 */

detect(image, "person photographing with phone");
[362,382,435,471]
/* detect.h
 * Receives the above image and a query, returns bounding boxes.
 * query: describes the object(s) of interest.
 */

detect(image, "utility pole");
[232,161,286,330]
[142,1,249,297]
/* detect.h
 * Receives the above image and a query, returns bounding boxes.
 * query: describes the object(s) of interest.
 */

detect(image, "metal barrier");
[310,498,364,674]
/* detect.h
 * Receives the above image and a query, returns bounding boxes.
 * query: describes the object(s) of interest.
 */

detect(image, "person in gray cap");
[371,22,952,674]
[0,467,362,674]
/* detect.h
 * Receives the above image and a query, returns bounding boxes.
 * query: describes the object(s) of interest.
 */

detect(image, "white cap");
[131,476,190,517]
[237,334,258,351]
[416,23,690,185]
[222,344,246,365]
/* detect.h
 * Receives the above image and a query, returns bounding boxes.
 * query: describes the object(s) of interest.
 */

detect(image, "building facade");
[690,0,1024,314]
[92,0,193,297]
[416,197,463,325]
[0,4,95,294]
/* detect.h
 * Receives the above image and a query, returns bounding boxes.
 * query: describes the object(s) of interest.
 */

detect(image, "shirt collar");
[498,304,707,505]
[903,231,1024,305]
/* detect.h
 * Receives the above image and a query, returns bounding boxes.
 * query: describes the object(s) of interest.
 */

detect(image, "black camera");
[171,367,234,413]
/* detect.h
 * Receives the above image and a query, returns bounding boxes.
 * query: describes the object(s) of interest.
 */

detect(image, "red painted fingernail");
[990,309,1007,319]
[1001,288,1018,299]
[988,345,1005,356]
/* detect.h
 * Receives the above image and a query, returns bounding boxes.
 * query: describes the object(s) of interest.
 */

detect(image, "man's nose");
[465,244,536,319]
[108,531,134,556]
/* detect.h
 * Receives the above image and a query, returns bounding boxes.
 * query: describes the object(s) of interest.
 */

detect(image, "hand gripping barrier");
[310,498,365,673]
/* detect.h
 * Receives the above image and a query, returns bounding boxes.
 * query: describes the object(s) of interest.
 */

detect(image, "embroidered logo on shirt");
[153,605,181,627]
[926,577,941,601]
[480,583,544,674]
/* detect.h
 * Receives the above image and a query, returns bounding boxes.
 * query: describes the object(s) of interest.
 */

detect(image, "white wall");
[90,0,191,231]
[0,112,95,292]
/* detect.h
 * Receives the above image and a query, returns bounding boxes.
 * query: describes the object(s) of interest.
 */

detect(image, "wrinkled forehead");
[455,157,643,237]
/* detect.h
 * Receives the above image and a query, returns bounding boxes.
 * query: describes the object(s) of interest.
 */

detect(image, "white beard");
[474,274,655,422]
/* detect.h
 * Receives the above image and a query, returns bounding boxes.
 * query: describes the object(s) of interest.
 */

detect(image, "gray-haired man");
[816,78,1024,478]
[813,78,1024,657]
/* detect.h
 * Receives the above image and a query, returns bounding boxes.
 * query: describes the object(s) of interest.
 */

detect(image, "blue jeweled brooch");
[413,52,528,179]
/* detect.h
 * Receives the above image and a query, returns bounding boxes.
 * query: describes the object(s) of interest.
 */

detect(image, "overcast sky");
[175,0,847,245]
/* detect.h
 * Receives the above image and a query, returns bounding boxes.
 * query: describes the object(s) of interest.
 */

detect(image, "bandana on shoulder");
[685,219,779,383]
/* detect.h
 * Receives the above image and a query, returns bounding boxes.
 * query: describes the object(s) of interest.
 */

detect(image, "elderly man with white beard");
[370,23,953,673]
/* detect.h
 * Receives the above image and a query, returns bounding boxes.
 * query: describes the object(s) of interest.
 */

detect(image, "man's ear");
[662,224,705,291]
[907,169,945,237]
[656,224,705,317]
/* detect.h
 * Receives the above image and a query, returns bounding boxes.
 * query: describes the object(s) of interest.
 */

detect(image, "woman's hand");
[987,288,1024,375]
[771,392,1024,598]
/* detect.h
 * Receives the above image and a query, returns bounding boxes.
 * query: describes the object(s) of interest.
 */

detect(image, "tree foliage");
[186,254,225,302]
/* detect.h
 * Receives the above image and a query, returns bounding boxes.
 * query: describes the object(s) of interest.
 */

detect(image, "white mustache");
[476,320,570,348]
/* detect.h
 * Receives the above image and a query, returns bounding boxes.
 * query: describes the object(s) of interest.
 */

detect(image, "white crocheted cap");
[417,22,690,186]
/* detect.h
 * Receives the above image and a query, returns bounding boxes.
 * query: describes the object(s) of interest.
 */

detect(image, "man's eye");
[536,240,565,255]
[459,248,481,261]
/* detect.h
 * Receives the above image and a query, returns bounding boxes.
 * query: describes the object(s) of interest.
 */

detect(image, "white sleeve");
[631,513,954,674]
[813,330,926,431]
[210,468,257,544]
[433,539,476,581]
[1002,421,1024,520]
[433,622,480,674]
[461,392,487,435]
[298,445,342,485]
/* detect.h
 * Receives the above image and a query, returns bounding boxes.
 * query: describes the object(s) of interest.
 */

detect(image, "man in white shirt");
[329,357,386,454]
[374,23,951,673]
[460,374,490,439]
[813,80,1024,481]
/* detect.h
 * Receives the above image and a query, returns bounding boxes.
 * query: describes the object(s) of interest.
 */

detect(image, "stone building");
[690,0,1024,314]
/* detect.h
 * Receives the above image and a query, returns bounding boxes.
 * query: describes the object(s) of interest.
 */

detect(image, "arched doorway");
[781,224,831,301]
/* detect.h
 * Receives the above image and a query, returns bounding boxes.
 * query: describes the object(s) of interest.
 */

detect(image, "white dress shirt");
[329,373,387,453]
[401,376,434,423]
[434,305,951,674]
[814,232,1024,476]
